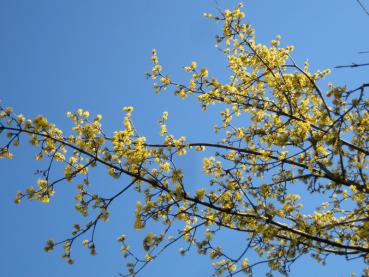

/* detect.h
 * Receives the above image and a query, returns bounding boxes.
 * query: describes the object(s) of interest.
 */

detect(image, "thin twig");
[335,62,369,69]
[356,0,369,16]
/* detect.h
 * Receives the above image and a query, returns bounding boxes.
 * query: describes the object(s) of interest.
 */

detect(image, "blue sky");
[0,0,368,276]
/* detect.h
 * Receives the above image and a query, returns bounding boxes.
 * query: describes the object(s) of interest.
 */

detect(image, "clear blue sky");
[0,1,368,276]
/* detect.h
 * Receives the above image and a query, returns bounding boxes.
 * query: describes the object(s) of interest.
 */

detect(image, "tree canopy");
[1,3,369,276]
